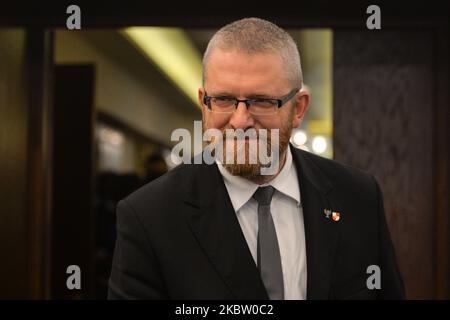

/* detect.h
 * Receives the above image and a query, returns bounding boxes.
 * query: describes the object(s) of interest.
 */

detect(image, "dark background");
[0,0,448,299]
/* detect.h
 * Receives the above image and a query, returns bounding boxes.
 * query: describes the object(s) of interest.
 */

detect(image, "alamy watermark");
[171,121,280,176]
[66,265,81,290]
[366,5,381,30]
[366,264,381,290]
[66,5,81,30]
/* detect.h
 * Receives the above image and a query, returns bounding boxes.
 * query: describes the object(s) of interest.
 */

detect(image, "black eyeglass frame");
[202,87,301,113]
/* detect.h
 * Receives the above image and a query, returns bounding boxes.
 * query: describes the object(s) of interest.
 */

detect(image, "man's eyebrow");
[247,93,274,99]
[209,91,275,98]
[209,91,235,97]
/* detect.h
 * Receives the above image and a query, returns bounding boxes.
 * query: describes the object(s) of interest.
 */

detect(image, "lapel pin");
[332,211,341,221]
[324,209,341,221]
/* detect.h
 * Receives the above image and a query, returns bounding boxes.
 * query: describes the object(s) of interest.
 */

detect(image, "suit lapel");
[184,162,268,299]
[291,146,341,299]
[183,147,341,300]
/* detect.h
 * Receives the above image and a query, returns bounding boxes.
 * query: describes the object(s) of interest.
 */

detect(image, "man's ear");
[292,90,310,128]
[199,87,210,115]
[198,87,208,124]
[198,87,205,108]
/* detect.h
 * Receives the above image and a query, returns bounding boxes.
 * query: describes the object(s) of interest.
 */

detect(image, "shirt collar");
[216,161,259,212]
[216,145,301,212]
[267,146,301,206]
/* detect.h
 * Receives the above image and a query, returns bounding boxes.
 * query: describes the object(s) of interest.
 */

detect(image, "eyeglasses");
[203,88,300,116]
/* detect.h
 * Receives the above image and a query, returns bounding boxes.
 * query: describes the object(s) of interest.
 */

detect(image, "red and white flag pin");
[332,211,341,221]
[324,209,341,221]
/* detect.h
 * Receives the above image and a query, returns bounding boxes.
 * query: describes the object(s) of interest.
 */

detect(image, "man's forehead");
[207,47,282,64]
[204,48,289,95]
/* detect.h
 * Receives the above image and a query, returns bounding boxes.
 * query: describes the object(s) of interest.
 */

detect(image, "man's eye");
[213,97,235,106]
[251,99,277,107]
[216,97,234,102]
[252,98,267,103]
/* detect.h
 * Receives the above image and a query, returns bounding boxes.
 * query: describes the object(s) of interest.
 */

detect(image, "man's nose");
[228,101,255,129]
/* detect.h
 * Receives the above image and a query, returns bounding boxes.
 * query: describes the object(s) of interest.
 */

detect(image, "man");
[108,18,405,299]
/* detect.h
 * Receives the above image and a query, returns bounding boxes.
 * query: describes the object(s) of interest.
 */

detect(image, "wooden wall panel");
[434,27,450,299]
[333,30,436,299]
[27,29,54,299]
[0,29,29,299]
[0,29,53,299]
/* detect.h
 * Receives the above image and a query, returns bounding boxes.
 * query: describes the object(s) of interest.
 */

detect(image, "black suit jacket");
[108,146,405,299]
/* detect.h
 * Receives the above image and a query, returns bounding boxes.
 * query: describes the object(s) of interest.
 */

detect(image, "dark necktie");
[253,186,284,300]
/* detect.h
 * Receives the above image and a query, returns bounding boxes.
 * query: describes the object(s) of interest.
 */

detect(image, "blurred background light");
[292,129,308,147]
[121,27,202,108]
[312,135,327,154]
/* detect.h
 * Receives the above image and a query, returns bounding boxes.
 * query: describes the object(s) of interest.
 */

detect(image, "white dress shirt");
[216,147,307,300]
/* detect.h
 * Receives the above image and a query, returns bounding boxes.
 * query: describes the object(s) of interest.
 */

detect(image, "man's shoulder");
[293,148,377,192]
[122,162,201,212]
